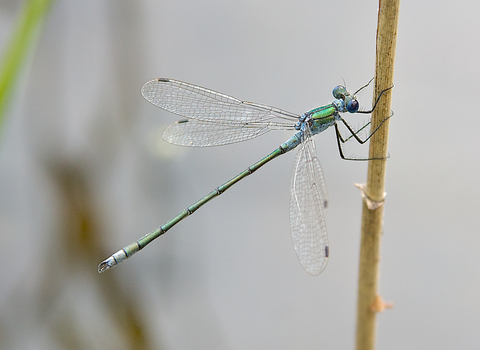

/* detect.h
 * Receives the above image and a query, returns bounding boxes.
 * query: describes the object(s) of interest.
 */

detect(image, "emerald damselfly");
[98,78,390,275]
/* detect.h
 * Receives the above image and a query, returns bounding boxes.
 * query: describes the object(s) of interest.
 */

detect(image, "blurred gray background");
[0,1,479,349]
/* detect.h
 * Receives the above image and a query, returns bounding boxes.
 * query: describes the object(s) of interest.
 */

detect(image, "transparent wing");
[141,78,300,124]
[162,119,294,147]
[289,126,329,275]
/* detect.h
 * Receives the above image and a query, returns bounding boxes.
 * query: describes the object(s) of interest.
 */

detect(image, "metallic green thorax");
[309,104,337,120]
[307,104,339,136]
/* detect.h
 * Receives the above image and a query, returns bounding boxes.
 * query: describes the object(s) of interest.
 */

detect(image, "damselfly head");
[333,85,359,113]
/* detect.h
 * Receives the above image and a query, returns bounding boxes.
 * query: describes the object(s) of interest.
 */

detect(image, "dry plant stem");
[355,1,400,350]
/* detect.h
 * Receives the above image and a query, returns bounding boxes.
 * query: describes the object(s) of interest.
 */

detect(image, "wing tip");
[141,78,173,101]
[304,261,329,276]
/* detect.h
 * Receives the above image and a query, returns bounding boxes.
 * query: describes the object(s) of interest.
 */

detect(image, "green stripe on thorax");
[308,104,337,120]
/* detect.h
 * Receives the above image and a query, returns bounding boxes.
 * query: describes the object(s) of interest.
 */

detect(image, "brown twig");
[355,1,400,350]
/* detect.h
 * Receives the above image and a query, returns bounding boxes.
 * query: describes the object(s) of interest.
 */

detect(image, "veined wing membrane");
[141,78,300,124]
[163,119,295,147]
[289,126,329,275]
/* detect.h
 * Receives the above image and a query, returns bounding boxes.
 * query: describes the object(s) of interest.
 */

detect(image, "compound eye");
[347,99,359,113]
[333,85,347,99]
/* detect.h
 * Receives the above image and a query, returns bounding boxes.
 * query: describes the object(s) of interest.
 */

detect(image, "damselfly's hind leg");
[335,110,393,161]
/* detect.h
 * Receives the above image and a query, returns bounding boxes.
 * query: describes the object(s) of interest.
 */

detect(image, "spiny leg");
[338,120,371,144]
[353,77,375,95]
[338,113,392,145]
[356,85,394,114]
[334,112,392,161]
[335,124,362,161]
